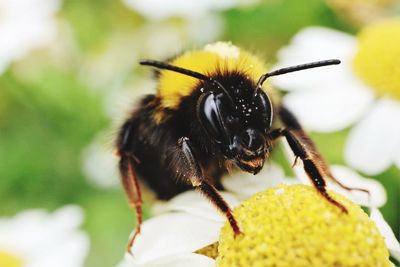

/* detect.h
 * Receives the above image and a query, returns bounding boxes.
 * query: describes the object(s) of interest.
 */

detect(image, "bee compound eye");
[199,93,228,143]
[247,92,273,131]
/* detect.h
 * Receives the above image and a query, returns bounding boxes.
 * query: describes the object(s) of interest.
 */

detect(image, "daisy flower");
[117,164,397,266]
[0,0,61,74]
[271,18,400,175]
[0,205,90,267]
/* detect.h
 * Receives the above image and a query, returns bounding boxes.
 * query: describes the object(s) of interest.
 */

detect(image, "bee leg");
[273,106,367,213]
[119,154,143,252]
[278,106,370,196]
[178,137,241,236]
[273,128,348,212]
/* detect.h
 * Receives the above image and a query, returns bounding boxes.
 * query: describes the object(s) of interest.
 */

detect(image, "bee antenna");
[253,59,341,97]
[140,60,234,103]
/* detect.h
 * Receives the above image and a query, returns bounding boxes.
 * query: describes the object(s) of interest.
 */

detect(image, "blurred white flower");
[271,19,400,175]
[0,0,61,74]
[0,205,90,267]
[123,0,244,21]
[117,162,393,266]
[82,132,120,189]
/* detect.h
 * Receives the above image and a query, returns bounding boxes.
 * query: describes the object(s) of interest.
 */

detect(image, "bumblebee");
[116,42,366,247]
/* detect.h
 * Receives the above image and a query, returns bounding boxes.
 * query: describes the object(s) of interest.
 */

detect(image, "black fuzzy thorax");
[117,95,191,199]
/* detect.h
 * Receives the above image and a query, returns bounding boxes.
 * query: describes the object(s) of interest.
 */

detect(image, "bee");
[116,42,367,247]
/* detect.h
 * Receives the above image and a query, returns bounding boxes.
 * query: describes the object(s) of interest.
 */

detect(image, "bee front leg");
[272,106,369,213]
[278,106,369,196]
[177,137,241,236]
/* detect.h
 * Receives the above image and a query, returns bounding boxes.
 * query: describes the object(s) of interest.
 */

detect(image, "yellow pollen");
[353,18,400,100]
[0,251,24,267]
[217,184,390,267]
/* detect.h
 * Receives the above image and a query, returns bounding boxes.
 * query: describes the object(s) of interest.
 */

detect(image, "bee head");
[197,76,273,174]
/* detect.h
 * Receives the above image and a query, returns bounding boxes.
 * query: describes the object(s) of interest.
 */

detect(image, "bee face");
[198,78,273,174]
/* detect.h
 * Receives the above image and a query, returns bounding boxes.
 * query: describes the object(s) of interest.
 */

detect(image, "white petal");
[154,190,239,223]
[82,134,119,188]
[0,210,48,254]
[0,206,84,255]
[287,27,356,59]
[31,206,85,254]
[123,0,240,20]
[271,27,356,91]
[329,165,387,207]
[0,0,60,74]
[139,23,185,59]
[117,255,136,267]
[119,253,215,267]
[370,208,400,262]
[186,14,223,44]
[28,232,90,267]
[145,254,215,267]
[221,162,285,199]
[130,213,221,264]
[345,98,400,175]
[282,78,374,132]
[0,206,89,267]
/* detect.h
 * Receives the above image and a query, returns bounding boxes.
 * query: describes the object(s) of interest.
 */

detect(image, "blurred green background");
[1,0,399,266]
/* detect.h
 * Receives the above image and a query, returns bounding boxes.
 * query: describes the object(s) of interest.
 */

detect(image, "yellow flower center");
[217,185,390,267]
[0,251,24,267]
[353,18,400,100]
